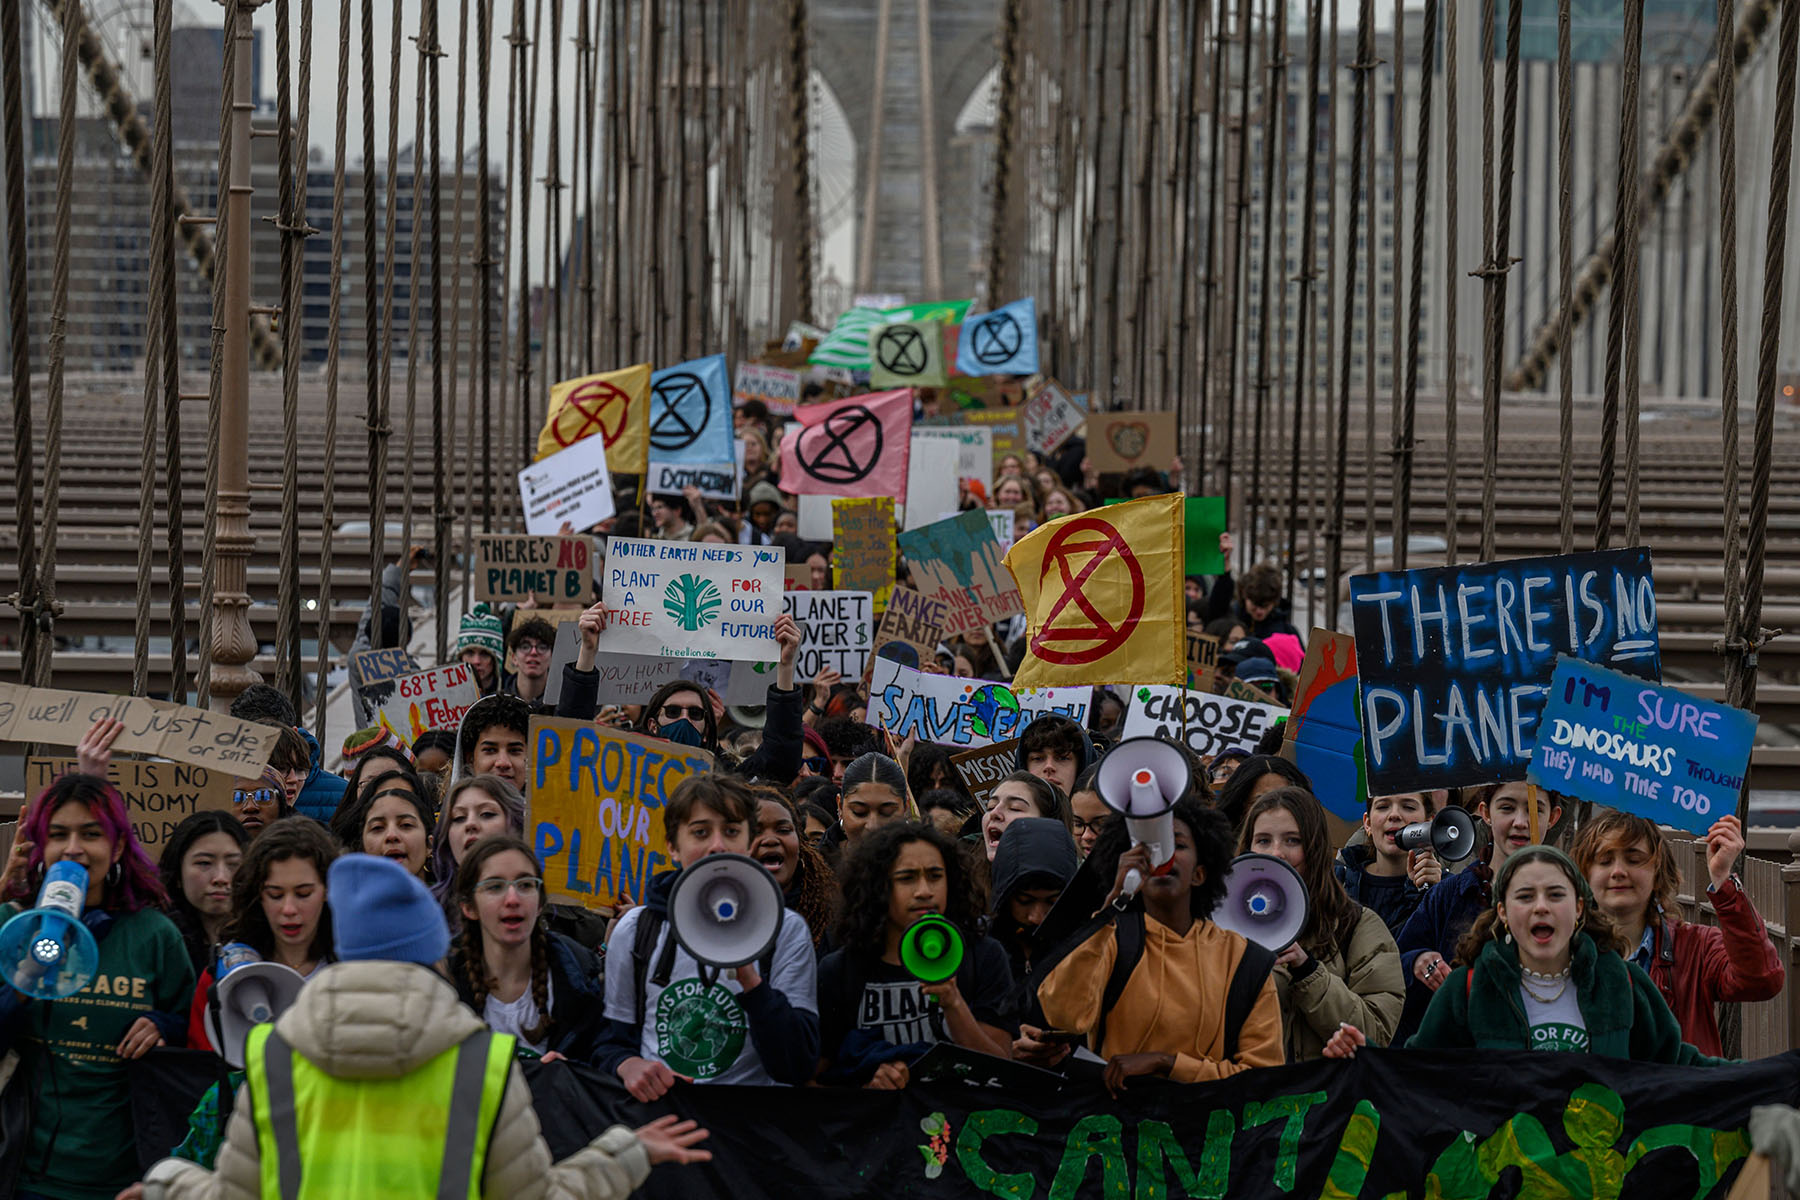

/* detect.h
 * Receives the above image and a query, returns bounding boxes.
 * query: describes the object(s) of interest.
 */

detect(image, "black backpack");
[626,907,783,1032]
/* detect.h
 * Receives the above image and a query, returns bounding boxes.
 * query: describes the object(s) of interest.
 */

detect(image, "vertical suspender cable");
[1716,0,1742,661]
[1172,0,1204,480]
[3,0,40,685]
[544,0,562,384]
[275,0,303,708]
[427,0,448,665]
[404,0,430,570]
[447,0,473,613]
[477,0,494,526]
[1223,0,1254,553]
[1328,0,1370,601]
[1596,0,1640,551]
[1476,0,1498,560]
[378,0,404,583]
[1556,0,1575,553]
[1316,12,1339,585]
[360,0,384,648]
[987,0,1021,310]
[318,0,351,742]
[41,0,78,687]
[156,0,187,699]
[199,0,237,703]
[1285,0,1322,607]
[1359,0,1376,570]
[1617,2,1645,547]
[513,0,537,468]
[1197,2,1227,496]
[1387,0,1407,568]
[1441,0,1458,564]
[135,0,173,697]
[1395,0,1434,571]
[1248,0,1281,567]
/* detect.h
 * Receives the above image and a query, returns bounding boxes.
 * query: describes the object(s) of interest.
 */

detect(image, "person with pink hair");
[0,718,195,1199]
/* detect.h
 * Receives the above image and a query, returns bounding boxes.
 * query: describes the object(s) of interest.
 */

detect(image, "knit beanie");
[342,724,414,764]
[328,854,449,966]
[456,603,505,659]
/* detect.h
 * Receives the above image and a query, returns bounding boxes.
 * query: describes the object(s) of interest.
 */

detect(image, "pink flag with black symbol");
[777,388,912,501]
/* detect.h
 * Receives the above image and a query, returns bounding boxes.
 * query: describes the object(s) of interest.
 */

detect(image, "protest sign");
[832,497,896,608]
[1349,547,1661,793]
[473,534,596,604]
[544,626,756,709]
[538,363,653,473]
[986,508,1016,550]
[1123,686,1288,762]
[1021,375,1085,454]
[1528,658,1758,836]
[866,658,1091,749]
[529,717,712,909]
[955,297,1039,376]
[870,587,947,669]
[777,388,912,499]
[784,562,813,591]
[350,645,417,686]
[1088,410,1180,473]
[952,740,1019,808]
[732,361,800,416]
[517,437,616,535]
[0,685,275,777]
[26,758,235,862]
[648,354,734,464]
[1222,677,1279,704]
[796,492,835,541]
[646,460,738,501]
[1281,630,1365,821]
[1183,495,1229,575]
[370,663,479,742]
[783,590,873,681]
[896,509,1025,638]
[1186,631,1219,691]
[595,537,784,662]
[918,406,1022,460]
[903,427,993,531]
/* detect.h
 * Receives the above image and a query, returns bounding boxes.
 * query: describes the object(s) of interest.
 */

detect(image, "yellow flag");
[536,363,653,473]
[1004,493,1185,687]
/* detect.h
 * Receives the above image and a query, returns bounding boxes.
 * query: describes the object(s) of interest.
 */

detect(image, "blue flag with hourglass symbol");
[955,297,1039,377]
[647,354,733,465]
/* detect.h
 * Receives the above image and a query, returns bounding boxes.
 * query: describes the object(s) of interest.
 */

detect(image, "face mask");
[660,718,705,747]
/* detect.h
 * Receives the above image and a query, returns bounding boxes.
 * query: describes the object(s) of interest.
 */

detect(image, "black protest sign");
[952,739,1019,808]
[1349,547,1662,793]
[472,534,596,604]
[26,757,236,862]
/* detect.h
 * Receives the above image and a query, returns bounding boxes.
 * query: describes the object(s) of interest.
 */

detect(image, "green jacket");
[1411,931,1725,1066]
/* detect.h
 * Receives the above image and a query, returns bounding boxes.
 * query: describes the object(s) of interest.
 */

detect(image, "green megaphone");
[899,913,964,985]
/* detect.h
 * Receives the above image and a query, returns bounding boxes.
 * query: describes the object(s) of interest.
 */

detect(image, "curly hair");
[452,834,551,1045]
[1454,844,1627,966]
[750,787,838,948]
[221,816,338,964]
[1237,787,1362,961]
[1571,810,1681,922]
[832,821,976,966]
[907,742,975,808]
[1086,798,1232,921]
[6,774,167,914]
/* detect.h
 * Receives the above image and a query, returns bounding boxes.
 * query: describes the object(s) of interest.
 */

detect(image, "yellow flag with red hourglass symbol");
[1003,493,1185,688]
[536,363,653,473]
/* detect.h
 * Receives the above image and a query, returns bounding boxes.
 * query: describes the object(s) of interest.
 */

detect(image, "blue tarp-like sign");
[1529,657,1757,835]
[648,353,734,465]
[1348,547,1661,793]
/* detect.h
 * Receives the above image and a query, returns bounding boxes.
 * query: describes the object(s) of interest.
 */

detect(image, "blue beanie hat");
[328,854,450,966]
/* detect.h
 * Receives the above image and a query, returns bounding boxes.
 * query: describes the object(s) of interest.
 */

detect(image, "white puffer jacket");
[144,960,651,1199]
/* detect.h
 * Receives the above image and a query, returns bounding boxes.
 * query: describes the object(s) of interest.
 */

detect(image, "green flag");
[869,318,948,389]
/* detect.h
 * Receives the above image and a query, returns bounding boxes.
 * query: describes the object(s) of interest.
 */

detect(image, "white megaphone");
[0,860,100,999]
[203,943,307,1068]
[1212,853,1310,951]
[1096,737,1191,907]
[1394,805,1480,863]
[666,852,786,969]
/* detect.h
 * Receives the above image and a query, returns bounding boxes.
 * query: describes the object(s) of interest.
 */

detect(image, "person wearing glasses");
[231,766,291,839]
[448,835,607,1062]
[503,616,558,707]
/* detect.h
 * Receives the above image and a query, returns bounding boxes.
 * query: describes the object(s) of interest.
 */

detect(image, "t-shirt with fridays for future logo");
[602,906,817,1084]
[1519,976,1589,1052]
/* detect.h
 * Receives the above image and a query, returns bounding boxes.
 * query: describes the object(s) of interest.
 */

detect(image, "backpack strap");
[756,910,785,983]
[629,910,668,1031]
[1093,909,1146,1052]
[1222,940,1277,1060]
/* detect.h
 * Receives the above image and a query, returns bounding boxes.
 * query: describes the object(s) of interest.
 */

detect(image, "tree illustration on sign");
[664,574,722,632]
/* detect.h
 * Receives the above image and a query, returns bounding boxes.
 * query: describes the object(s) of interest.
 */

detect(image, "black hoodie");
[988,818,1080,1011]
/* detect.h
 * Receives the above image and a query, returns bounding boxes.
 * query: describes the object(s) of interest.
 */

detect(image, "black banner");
[134,1047,1799,1198]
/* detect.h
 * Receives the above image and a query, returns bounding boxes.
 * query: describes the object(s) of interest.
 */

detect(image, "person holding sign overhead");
[1573,811,1782,1057]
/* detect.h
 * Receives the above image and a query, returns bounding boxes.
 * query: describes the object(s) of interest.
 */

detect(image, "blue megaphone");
[0,861,101,999]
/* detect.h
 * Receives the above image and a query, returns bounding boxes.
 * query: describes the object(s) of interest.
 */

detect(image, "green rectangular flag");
[1105,494,1228,575]
[869,318,949,389]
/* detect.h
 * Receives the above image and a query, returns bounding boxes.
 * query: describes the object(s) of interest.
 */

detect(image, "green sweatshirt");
[14,906,195,1200]
[1411,930,1725,1066]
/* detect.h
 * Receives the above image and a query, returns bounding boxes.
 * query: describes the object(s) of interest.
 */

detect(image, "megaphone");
[1096,737,1190,905]
[1211,853,1310,951]
[202,944,307,1068]
[898,913,964,984]
[1395,805,1479,863]
[666,853,786,969]
[0,861,100,999]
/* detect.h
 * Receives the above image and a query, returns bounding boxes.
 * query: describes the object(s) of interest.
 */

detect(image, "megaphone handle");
[1113,868,1144,911]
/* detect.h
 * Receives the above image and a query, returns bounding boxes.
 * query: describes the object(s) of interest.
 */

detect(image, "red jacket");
[1643,876,1784,1057]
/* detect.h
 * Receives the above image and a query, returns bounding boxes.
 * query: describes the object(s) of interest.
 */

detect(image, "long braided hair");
[453,834,552,1045]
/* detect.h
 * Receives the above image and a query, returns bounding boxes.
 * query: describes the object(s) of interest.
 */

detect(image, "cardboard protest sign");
[955,297,1039,376]
[870,587,947,669]
[595,537,784,662]
[778,388,912,500]
[870,318,948,390]
[1006,495,1185,688]
[370,663,479,742]
[952,739,1020,808]
[866,658,1091,749]
[1281,630,1365,821]
[529,717,712,908]
[832,497,896,608]
[544,626,757,709]
[785,561,813,591]
[1123,686,1288,762]
[1349,547,1661,793]
[538,363,652,473]
[1088,410,1179,474]
[1022,376,1085,455]
[904,428,993,531]
[350,646,418,686]
[918,407,1022,460]
[648,354,734,465]
[1222,677,1280,704]
[473,534,596,605]
[783,590,874,681]
[646,460,738,501]
[517,437,616,536]
[896,509,1025,638]
[1186,632,1219,691]
[733,361,801,416]
[0,685,275,777]
[1528,658,1757,835]
[26,758,235,862]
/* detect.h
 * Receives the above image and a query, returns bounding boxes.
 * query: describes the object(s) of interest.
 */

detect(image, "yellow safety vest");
[245,1021,515,1199]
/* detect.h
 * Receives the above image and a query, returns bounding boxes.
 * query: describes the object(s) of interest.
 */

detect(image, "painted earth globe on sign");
[968,684,1020,740]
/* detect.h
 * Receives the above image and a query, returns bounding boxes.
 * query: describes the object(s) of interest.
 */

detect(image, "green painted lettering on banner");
[1244,1091,1328,1192]
[959,1109,1041,1199]
[1134,1110,1233,1200]
[1049,1114,1131,1200]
